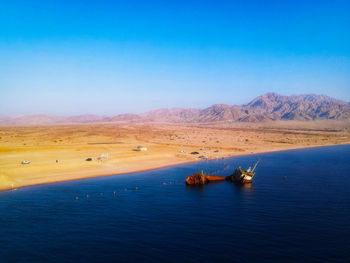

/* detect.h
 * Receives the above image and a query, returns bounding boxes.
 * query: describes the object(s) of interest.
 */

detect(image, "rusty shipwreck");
[185,171,226,185]
[226,159,260,184]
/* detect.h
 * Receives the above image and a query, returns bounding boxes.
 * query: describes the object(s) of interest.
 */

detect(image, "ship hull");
[226,168,254,184]
[206,176,226,182]
[186,173,225,185]
[242,178,252,183]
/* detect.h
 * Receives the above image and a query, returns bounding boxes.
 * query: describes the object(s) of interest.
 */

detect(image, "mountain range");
[1,93,350,125]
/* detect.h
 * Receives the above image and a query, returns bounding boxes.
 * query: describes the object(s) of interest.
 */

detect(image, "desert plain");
[1,120,350,191]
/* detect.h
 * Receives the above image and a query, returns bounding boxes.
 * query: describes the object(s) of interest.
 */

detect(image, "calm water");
[1,145,350,263]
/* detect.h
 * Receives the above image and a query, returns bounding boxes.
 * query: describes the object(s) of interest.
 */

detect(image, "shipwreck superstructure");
[226,159,260,184]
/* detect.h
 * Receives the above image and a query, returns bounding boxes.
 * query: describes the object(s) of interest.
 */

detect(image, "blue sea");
[1,145,350,263]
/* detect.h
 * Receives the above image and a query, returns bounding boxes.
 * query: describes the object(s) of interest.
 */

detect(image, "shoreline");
[2,142,349,193]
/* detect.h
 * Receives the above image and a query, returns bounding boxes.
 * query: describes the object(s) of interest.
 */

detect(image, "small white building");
[137,146,148,151]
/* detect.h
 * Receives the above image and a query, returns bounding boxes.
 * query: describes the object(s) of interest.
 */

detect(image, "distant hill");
[0,114,62,125]
[242,93,350,121]
[141,93,350,122]
[1,93,350,125]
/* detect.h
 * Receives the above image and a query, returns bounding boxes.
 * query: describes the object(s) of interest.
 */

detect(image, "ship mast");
[251,159,261,174]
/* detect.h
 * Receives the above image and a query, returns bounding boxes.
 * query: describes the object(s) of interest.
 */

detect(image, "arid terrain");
[1,120,349,191]
[2,93,350,126]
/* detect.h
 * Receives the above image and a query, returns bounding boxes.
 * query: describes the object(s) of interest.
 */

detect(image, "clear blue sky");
[1,0,349,115]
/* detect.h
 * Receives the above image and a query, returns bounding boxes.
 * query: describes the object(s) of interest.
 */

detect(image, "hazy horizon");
[1,0,350,115]
[1,91,349,118]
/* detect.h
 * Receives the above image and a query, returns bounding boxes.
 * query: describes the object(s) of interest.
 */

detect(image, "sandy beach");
[1,121,349,191]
